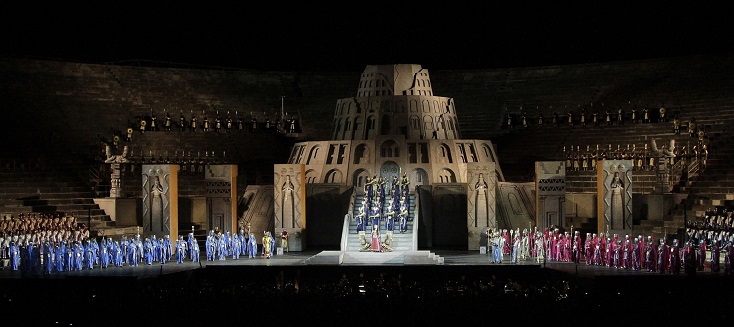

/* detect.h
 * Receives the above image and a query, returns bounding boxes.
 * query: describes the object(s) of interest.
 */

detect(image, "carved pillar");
[466,162,496,250]
[109,163,122,198]
[274,164,306,251]
[597,160,633,235]
[142,164,179,241]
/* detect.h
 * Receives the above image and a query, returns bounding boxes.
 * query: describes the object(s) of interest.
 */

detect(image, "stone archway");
[412,168,429,188]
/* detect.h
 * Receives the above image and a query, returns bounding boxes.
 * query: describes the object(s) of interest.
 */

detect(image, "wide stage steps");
[304,250,443,265]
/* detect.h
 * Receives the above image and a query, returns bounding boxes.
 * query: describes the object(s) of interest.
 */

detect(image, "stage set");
[1,63,733,326]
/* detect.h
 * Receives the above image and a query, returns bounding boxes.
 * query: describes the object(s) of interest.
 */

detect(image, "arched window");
[423,116,434,130]
[366,115,376,139]
[306,146,320,165]
[332,118,342,139]
[438,168,457,183]
[305,169,318,183]
[324,169,343,183]
[353,144,369,164]
[380,140,400,158]
[342,117,351,139]
[440,144,453,163]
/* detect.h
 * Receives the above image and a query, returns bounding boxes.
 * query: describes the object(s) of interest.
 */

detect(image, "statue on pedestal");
[651,138,677,193]
[105,145,129,198]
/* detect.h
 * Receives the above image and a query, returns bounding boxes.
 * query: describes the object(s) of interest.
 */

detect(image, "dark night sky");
[2,3,733,72]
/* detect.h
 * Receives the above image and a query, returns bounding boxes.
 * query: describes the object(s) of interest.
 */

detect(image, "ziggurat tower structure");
[279,64,505,252]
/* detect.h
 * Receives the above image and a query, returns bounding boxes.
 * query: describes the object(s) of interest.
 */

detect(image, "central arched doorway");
[380,161,401,187]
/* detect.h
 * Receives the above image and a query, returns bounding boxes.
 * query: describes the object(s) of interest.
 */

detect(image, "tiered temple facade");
[276,64,506,250]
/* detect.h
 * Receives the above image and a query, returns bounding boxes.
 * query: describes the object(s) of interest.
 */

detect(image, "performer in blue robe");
[144,238,154,265]
[355,204,367,232]
[120,236,128,265]
[218,235,227,260]
[135,236,144,265]
[163,235,173,262]
[55,242,65,272]
[113,241,123,267]
[44,241,54,274]
[191,238,200,263]
[239,229,248,257]
[248,233,258,258]
[269,234,276,257]
[205,231,215,261]
[9,241,20,271]
[398,196,409,233]
[91,238,100,266]
[74,241,84,271]
[127,240,138,266]
[232,236,241,259]
[99,239,109,268]
[176,236,187,263]
[65,241,74,270]
[84,240,95,269]
[187,232,196,260]
[150,235,161,262]
[369,201,381,230]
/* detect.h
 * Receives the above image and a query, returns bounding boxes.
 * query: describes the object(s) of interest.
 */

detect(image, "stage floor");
[0,249,727,281]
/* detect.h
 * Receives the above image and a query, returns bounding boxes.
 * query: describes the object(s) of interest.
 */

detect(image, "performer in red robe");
[370,225,382,252]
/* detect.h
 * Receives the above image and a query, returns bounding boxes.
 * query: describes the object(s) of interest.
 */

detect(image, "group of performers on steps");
[354,172,411,252]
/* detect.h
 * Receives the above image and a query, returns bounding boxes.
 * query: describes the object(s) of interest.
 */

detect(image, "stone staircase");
[0,166,114,234]
[343,194,417,252]
[304,192,442,265]
[304,250,443,265]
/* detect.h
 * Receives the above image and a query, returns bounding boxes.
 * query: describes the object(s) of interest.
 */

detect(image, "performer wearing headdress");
[269,232,276,256]
[191,239,200,263]
[398,196,408,233]
[100,238,109,268]
[710,240,721,273]
[144,237,154,265]
[9,241,19,271]
[263,232,273,258]
[248,232,258,258]
[55,241,65,272]
[370,225,382,252]
[355,203,367,232]
[113,240,123,267]
[218,233,227,260]
[281,229,289,252]
[206,230,215,261]
[43,241,54,274]
[369,199,381,230]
